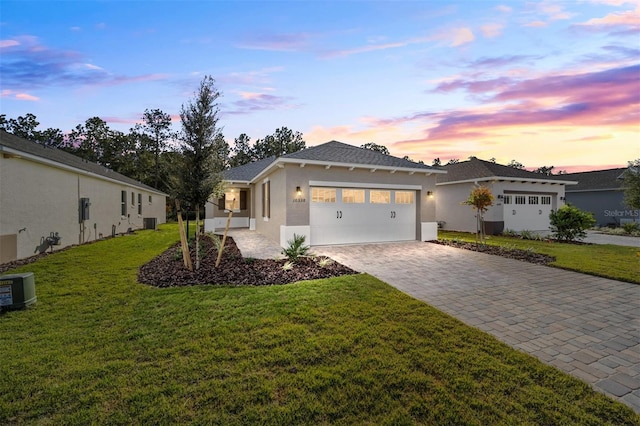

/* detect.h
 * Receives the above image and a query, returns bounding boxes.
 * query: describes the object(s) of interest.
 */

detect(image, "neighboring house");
[436,158,577,234]
[0,131,167,263]
[205,141,445,247]
[563,167,638,226]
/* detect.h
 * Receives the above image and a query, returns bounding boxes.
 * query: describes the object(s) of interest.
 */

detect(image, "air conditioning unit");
[143,218,157,230]
[0,272,37,311]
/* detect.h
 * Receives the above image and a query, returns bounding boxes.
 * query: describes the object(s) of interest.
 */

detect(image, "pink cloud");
[480,23,504,38]
[576,7,640,29]
[524,21,548,28]
[16,93,39,101]
[366,64,640,149]
[445,27,475,46]
[1,89,39,101]
[0,39,19,48]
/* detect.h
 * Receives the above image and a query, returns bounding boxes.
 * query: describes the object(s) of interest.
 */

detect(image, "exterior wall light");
[296,186,302,195]
[426,191,434,198]
[497,194,504,199]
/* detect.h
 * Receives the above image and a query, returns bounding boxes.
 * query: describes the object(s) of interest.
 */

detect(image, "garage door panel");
[310,187,416,245]
[503,194,553,231]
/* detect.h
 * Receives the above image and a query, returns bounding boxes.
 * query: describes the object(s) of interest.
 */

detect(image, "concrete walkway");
[226,229,284,259]
[585,231,640,247]
[228,230,640,412]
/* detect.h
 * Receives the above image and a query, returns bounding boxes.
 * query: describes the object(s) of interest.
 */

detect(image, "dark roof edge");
[0,134,168,196]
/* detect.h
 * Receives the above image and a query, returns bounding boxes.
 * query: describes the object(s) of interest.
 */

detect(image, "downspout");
[78,176,84,244]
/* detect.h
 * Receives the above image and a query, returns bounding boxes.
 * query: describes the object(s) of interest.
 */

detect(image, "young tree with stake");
[177,76,225,270]
[463,185,495,244]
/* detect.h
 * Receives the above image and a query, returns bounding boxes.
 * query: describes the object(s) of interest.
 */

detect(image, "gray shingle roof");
[223,156,276,181]
[563,168,627,191]
[0,130,166,194]
[282,140,436,170]
[222,140,440,183]
[438,158,573,184]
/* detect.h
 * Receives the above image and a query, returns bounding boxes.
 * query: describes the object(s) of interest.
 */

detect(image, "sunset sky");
[1,0,638,172]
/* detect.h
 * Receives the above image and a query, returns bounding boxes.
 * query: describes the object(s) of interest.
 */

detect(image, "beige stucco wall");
[251,167,287,243]
[210,163,439,245]
[0,155,166,261]
[282,164,437,233]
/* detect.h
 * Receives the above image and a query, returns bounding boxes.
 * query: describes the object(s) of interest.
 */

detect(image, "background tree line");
[0,113,306,195]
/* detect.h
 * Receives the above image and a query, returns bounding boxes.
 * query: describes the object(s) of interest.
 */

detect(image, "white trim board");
[309,180,423,190]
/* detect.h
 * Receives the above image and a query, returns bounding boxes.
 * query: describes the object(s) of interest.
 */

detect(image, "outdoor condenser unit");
[0,273,37,310]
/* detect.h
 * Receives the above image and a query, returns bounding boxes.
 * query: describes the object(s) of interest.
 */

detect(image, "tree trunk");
[175,199,193,271]
[195,203,200,270]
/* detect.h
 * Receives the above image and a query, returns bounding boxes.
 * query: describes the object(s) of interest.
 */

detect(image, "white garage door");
[310,187,416,245]
[503,194,553,231]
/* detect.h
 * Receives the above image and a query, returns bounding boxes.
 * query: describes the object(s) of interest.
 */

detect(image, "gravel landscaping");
[138,235,358,287]
[429,239,556,265]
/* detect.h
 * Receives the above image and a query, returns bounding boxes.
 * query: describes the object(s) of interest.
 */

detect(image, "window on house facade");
[262,181,270,218]
[225,190,240,210]
[541,196,551,205]
[529,196,539,205]
[218,190,247,211]
[138,193,142,214]
[395,191,415,204]
[515,195,526,205]
[131,191,135,206]
[370,190,390,204]
[149,195,152,204]
[121,191,127,216]
[311,188,336,203]
[342,189,365,203]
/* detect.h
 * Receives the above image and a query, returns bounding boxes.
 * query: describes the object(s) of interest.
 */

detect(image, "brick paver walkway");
[229,230,640,412]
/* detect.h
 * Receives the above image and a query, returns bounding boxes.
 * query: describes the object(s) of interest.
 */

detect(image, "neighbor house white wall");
[0,154,166,262]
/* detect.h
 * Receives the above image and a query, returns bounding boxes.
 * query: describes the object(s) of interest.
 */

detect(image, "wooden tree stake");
[175,199,193,271]
[215,210,233,268]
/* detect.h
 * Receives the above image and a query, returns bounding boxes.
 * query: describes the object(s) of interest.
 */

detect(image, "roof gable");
[223,140,441,183]
[282,141,436,170]
[562,167,627,191]
[0,130,166,194]
[223,156,276,182]
[438,158,574,184]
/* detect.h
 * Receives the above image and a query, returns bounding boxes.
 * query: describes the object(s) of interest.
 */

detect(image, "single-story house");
[436,158,577,234]
[0,130,167,263]
[205,141,446,247]
[563,167,638,226]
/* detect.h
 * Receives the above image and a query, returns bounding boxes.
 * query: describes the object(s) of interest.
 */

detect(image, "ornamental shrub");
[282,233,311,261]
[549,204,596,242]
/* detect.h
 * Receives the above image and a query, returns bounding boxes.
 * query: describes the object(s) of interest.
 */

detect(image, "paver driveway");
[315,241,640,412]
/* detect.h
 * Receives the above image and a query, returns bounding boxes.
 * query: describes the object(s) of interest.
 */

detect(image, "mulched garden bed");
[429,239,556,265]
[138,235,358,287]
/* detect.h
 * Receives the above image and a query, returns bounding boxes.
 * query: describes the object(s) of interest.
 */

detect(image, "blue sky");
[1,0,639,172]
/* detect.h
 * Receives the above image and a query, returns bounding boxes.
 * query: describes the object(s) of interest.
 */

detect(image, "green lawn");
[1,225,638,424]
[439,231,640,284]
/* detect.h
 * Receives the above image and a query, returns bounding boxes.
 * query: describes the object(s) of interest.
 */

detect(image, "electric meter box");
[0,272,37,310]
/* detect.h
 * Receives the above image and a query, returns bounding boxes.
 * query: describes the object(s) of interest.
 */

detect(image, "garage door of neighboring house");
[310,187,416,245]
[503,194,553,231]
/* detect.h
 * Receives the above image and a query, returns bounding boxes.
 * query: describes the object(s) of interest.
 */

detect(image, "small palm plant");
[282,234,311,262]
